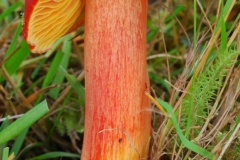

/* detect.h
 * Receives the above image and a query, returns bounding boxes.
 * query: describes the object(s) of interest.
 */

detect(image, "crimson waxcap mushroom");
[23,0,85,54]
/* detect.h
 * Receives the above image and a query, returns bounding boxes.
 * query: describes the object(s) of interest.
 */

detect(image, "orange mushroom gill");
[23,0,85,54]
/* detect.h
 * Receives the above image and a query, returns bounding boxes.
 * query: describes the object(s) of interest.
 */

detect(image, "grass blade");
[49,35,71,99]
[27,152,80,160]
[220,12,227,53]
[36,51,64,103]
[0,2,23,21]
[60,67,85,105]
[0,100,49,144]
[165,5,186,22]
[157,99,215,159]
[0,40,30,82]
[2,147,9,160]
[41,51,64,89]
[5,21,23,57]
[10,128,29,159]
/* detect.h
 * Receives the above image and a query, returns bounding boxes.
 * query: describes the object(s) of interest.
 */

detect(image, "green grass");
[147,0,239,159]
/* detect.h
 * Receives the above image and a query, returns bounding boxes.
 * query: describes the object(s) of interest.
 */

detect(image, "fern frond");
[181,49,239,137]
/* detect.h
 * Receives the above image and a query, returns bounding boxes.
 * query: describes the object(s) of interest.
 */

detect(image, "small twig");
[147,53,185,60]
[160,3,191,45]
[0,46,20,67]
[158,15,171,90]
[218,123,240,159]
[0,114,24,122]
[144,91,169,117]
[1,66,32,108]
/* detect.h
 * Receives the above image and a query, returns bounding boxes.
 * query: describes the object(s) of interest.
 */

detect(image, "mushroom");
[23,0,85,53]
[82,0,151,159]
[23,0,151,159]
